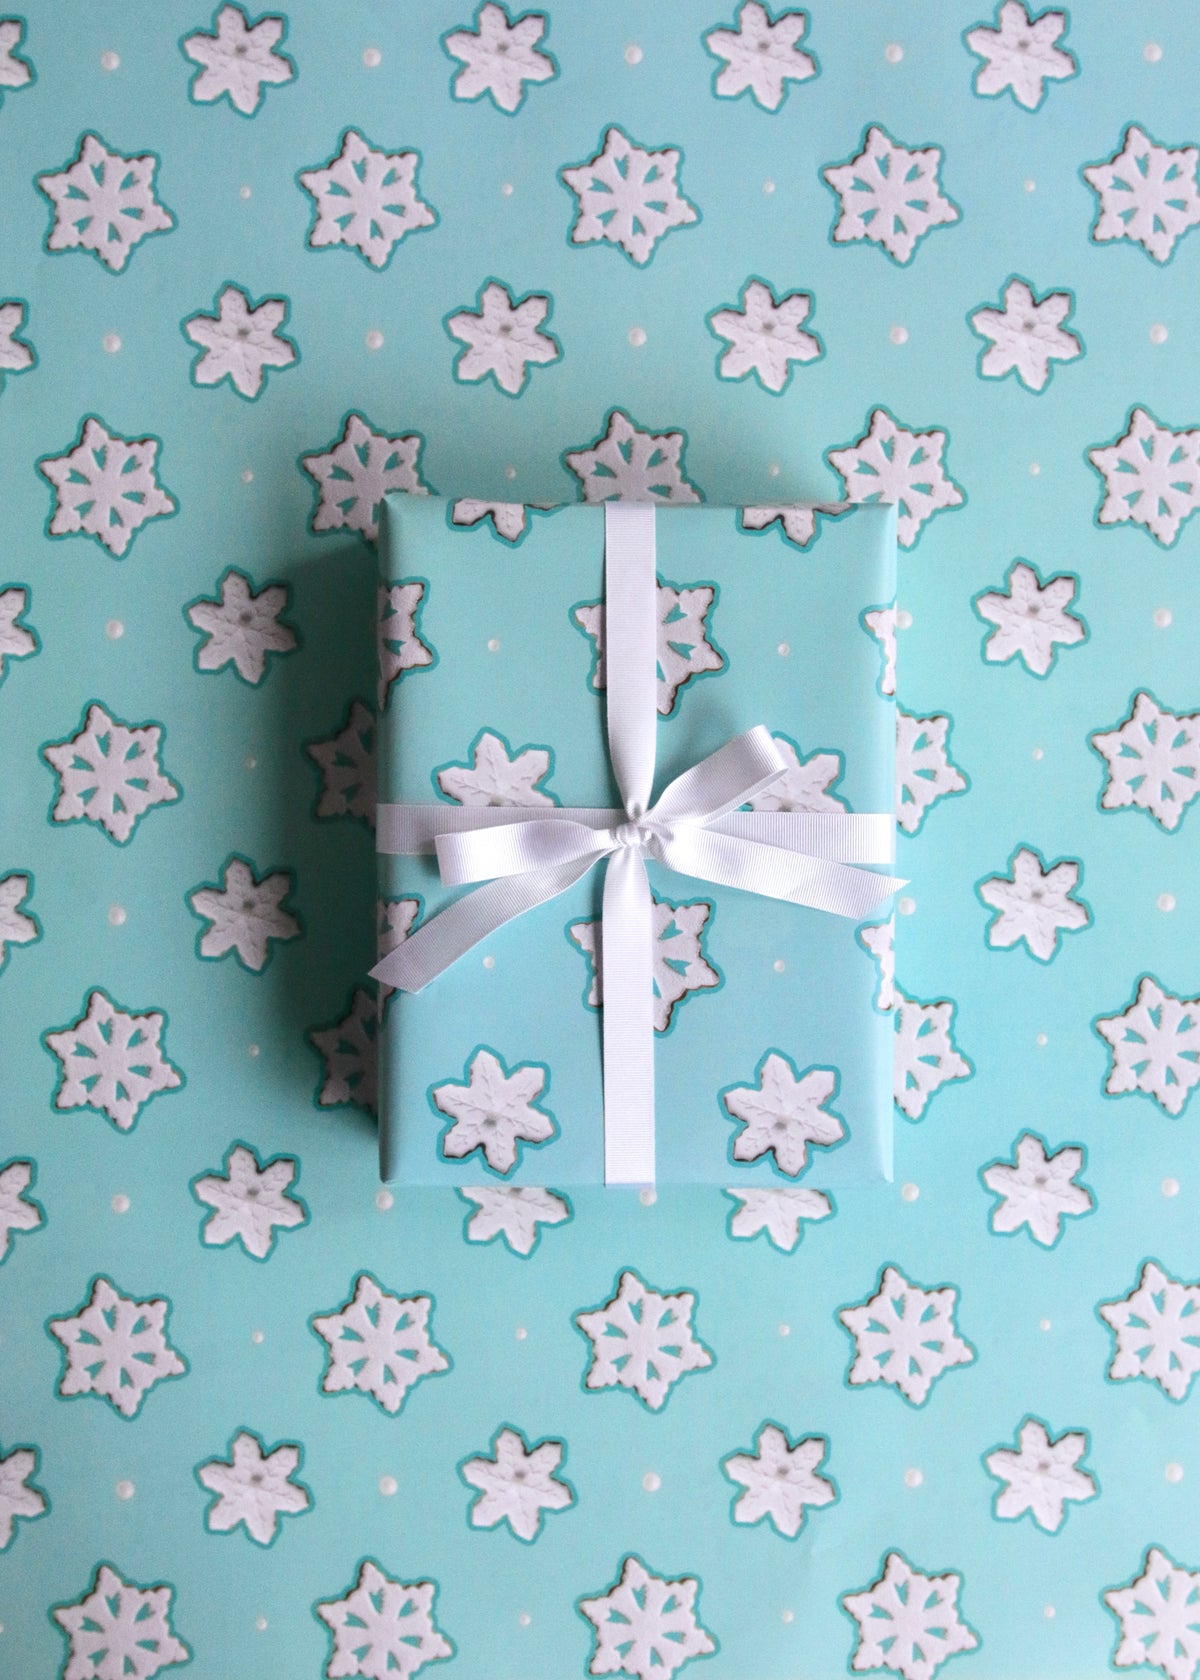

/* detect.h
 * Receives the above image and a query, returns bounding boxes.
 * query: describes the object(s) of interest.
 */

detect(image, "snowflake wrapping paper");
[377,493,898,1185]
[3,3,1200,1680]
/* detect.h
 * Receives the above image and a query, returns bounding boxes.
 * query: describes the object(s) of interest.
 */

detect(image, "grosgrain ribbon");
[371,502,906,1185]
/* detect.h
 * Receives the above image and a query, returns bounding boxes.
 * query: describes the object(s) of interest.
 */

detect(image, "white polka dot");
[781,1609,795,1625]
[1166,1461,1184,1483]
[241,467,254,483]
[638,1187,657,1206]
[1159,893,1177,913]
[642,1472,661,1492]
[251,1329,264,1344]
[1029,461,1041,476]
[375,1189,394,1211]
[244,754,257,770]
[1044,1605,1056,1621]
[116,1479,135,1500]
[901,1182,919,1203]
[762,179,776,195]
[903,1467,923,1488]
[1150,323,1169,345]
[105,618,124,640]
[773,959,786,973]
[255,1615,268,1632]
[778,1322,790,1338]
[103,332,121,355]
[487,637,500,652]
[500,181,514,197]
[1144,41,1163,62]
[111,1193,130,1214]
[482,954,495,970]
[627,326,647,348]
[1154,607,1173,628]
[101,50,120,71]
[1031,747,1044,761]
[1024,178,1036,193]
[247,1043,260,1059]
[777,641,790,657]
[896,608,913,629]
[379,1475,398,1496]
[1036,1032,1048,1047]
[504,464,517,480]
[363,45,382,67]
[767,461,781,478]
[624,42,643,64]
[889,325,908,346]
[884,42,903,63]
[1039,1317,1052,1332]
[239,185,252,201]
[898,896,916,916]
[365,329,384,351]
[1162,1177,1180,1198]
[107,904,127,926]
[515,1326,527,1341]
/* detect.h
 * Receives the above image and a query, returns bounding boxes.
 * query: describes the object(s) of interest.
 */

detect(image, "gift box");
[375,493,899,1186]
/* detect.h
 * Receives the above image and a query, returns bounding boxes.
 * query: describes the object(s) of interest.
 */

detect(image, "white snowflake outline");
[565,892,723,1036]
[308,985,378,1117]
[0,1439,48,1550]
[705,273,824,395]
[1087,405,1200,548]
[1090,689,1200,830]
[1083,123,1200,268]
[841,1549,980,1680]
[967,272,1084,394]
[443,277,561,398]
[51,1562,191,1678]
[722,1186,837,1252]
[43,988,185,1134]
[305,697,376,829]
[446,498,558,548]
[981,1413,1098,1534]
[0,870,41,972]
[296,127,438,272]
[189,1138,310,1264]
[720,1051,846,1179]
[432,726,560,807]
[559,124,701,269]
[974,843,1091,965]
[574,1267,715,1414]
[893,988,974,1123]
[456,1422,575,1545]
[184,565,299,687]
[822,123,961,268]
[428,1045,558,1177]
[971,557,1088,679]
[42,699,181,847]
[309,1273,452,1418]
[738,501,851,551]
[978,1129,1095,1251]
[0,1157,45,1265]
[180,278,299,402]
[0,18,34,108]
[569,571,725,720]
[1103,1545,1200,1680]
[440,2,558,115]
[702,2,821,112]
[838,1264,977,1408]
[36,133,175,273]
[301,409,432,543]
[1097,1258,1200,1407]
[1093,973,1200,1120]
[186,852,303,974]
[46,1275,189,1420]
[37,415,178,560]
[0,299,36,391]
[720,1419,838,1540]
[563,407,704,506]
[455,1185,575,1258]
[193,1426,312,1548]
[961,2,1078,114]
[179,4,297,120]
[578,1553,718,1680]
[827,406,966,550]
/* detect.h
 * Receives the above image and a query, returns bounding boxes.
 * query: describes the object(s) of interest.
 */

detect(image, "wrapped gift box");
[376,494,898,1185]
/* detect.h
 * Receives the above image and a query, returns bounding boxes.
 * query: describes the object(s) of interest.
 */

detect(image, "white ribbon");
[372,502,905,1185]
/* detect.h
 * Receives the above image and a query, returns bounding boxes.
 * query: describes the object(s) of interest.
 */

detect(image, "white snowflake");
[309,986,378,1115]
[569,896,721,1034]
[739,504,837,548]
[446,280,559,396]
[460,1426,573,1541]
[377,897,421,1006]
[561,126,699,266]
[53,1564,190,1680]
[974,560,1085,675]
[181,4,295,116]
[978,846,1089,962]
[0,19,33,100]
[862,605,897,696]
[723,1186,833,1252]
[1105,1548,1200,1680]
[895,709,967,834]
[0,1160,43,1262]
[580,1555,716,1680]
[0,873,38,971]
[48,1276,186,1418]
[37,133,174,272]
[839,1266,974,1406]
[722,1054,844,1177]
[703,2,817,110]
[436,730,556,806]
[0,1444,46,1550]
[431,1047,556,1175]
[577,1271,713,1412]
[0,586,36,684]
[299,128,436,269]
[183,283,297,399]
[197,1430,311,1545]
[1092,692,1200,830]
[746,734,845,812]
[858,918,895,1011]
[302,412,429,542]
[573,577,721,717]
[458,1185,572,1255]
[823,126,959,265]
[829,409,964,548]
[0,300,34,388]
[316,1561,453,1680]
[964,1,1076,110]
[1096,975,1200,1118]
[984,1416,1096,1533]
[188,856,301,972]
[969,276,1082,392]
[192,1142,307,1260]
[982,1132,1093,1247]
[378,580,435,709]
[45,989,183,1133]
[893,990,972,1121]
[186,567,297,683]
[312,1273,450,1415]
[307,700,375,826]
[451,498,528,542]
[43,703,179,844]
[1088,409,1200,546]
[1084,125,1200,265]
[443,3,556,113]
[38,417,176,558]
[722,1423,835,1537]
[843,1552,978,1680]
[1099,1260,1200,1404]
[566,409,702,506]
[708,279,821,393]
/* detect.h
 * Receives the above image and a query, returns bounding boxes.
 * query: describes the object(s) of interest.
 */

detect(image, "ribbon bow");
[372,503,905,1185]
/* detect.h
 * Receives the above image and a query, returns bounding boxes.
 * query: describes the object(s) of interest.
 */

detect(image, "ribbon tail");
[600,846,656,1186]
[654,826,906,919]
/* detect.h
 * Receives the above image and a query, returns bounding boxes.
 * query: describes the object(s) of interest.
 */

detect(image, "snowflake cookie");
[895,709,968,835]
[45,989,183,1132]
[1098,1260,1200,1404]
[569,895,721,1033]
[302,411,429,541]
[1095,976,1200,1118]
[0,18,33,105]
[576,1269,713,1411]
[723,1186,834,1252]
[707,278,822,393]
[377,897,422,1007]
[973,559,1085,675]
[378,579,435,708]
[721,1053,844,1177]
[0,1443,47,1549]
[722,1422,836,1538]
[1091,692,1200,830]
[309,986,378,1115]
[561,126,699,266]
[572,576,721,717]
[565,408,703,505]
[977,845,1089,962]
[186,567,297,683]
[862,605,897,697]
[445,280,559,395]
[182,283,298,399]
[746,734,846,811]
[181,4,295,116]
[858,917,895,1011]
[980,1132,1094,1247]
[0,586,37,683]
[1084,126,1200,265]
[191,1142,308,1260]
[843,1552,978,1680]
[0,872,39,971]
[1104,1548,1200,1680]
[435,729,558,805]
[969,276,1082,392]
[580,1555,716,1680]
[964,2,1076,111]
[450,498,535,543]
[460,1425,574,1541]
[37,134,174,272]
[442,3,556,113]
[739,503,847,550]
[430,1047,556,1175]
[829,410,964,549]
[893,990,972,1121]
[298,129,436,269]
[822,126,959,265]
[48,1276,187,1417]
[984,1416,1096,1533]
[43,701,180,844]
[0,300,35,390]
[839,1265,974,1405]
[53,1565,190,1679]
[311,1273,450,1415]
[307,700,375,826]
[196,1429,311,1545]
[188,855,301,971]
[457,1185,572,1255]
[38,417,177,558]
[317,1561,453,1680]
[1088,409,1200,546]
[703,3,817,110]
[0,1159,44,1262]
